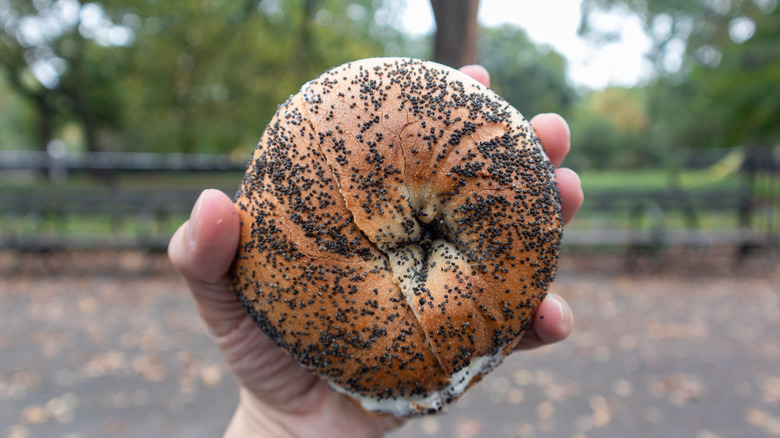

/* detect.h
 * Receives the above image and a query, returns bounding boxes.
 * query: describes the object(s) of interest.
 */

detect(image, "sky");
[399,0,654,90]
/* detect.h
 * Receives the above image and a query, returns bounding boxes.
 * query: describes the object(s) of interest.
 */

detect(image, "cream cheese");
[328,348,507,417]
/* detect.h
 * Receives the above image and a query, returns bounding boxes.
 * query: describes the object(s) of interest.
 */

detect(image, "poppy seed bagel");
[230,57,563,417]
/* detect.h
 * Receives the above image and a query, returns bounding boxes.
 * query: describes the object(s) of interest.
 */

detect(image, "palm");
[210,298,403,433]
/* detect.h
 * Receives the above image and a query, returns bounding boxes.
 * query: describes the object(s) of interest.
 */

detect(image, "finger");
[530,113,570,168]
[458,64,490,88]
[168,189,243,336]
[514,293,573,351]
[556,168,584,224]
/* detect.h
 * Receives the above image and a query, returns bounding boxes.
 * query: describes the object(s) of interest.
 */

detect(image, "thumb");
[514,293,574,351]
[168,189,244,336]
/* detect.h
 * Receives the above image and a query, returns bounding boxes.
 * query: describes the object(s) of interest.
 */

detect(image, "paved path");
[1,250,778,437]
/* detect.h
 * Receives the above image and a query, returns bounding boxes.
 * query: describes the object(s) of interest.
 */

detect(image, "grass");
[567,168,758,232]
[577,168,742,193]
[1,207,189,242]
[0,170,228,245]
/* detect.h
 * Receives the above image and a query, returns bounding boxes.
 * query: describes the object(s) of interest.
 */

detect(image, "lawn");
[565,168,758,233]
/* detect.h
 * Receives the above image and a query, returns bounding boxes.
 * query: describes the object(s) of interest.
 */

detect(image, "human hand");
[168,65,583,438]
[459,65,582,351]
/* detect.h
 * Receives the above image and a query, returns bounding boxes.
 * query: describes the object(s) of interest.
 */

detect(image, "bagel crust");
[230,57,562,417]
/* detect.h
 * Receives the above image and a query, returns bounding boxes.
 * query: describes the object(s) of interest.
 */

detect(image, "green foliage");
[668,3,780,149]
[0,75,35,149]
[477,25,574,117]
[568,87,651,169]
[580,0,780,155]
[113,0,409,154]
[0,0,137,152]
[0,0,408,154]
[4,0,777,173]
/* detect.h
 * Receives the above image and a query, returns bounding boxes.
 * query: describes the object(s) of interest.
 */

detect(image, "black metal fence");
[0,188,200,251]
[0,150,249,173]
[1,150,247,252]
[563,188,773,250]
[565,147,780,255]
[1,149,778,254]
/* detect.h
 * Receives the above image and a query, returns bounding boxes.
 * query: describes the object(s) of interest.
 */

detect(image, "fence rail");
[0,187,206,251]
[0,150,250,172]
[1,150,778,254]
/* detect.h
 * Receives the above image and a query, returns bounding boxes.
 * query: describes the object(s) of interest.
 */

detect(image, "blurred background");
[1,0,778,252]
[1,1,778,437]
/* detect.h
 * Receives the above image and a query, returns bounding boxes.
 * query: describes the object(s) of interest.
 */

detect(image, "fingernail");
[560,115,571,137]
[568,168,582,186]
[554,295,573,333]
[187,191,206,243]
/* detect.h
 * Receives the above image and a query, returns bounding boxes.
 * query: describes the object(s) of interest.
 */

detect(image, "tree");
[430,0,479,67]
[1,0,408,155]
[477,25,574,117]
[579,0,780,162]
[568,87,649,169]
[668,3,780,150]
[579,0,704,80]
[0,74,35,149]
[0,1,130,153]
[0,1,59,153]
[117,0,406,154]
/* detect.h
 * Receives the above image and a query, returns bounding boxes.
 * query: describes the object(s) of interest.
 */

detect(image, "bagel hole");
[386,214,449,291]
[417,217,446,257]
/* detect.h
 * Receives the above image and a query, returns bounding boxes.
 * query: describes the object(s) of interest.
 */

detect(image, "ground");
[1,249,778,438]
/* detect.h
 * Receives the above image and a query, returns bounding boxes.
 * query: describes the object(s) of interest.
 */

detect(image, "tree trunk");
[429,0,480,68]
[35,95,57,179]
[34,95,55,154]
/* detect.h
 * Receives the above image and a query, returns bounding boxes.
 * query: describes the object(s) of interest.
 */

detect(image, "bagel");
[230,57,562,417]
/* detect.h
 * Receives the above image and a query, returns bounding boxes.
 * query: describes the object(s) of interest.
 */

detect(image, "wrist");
[223,385,402,438]
[223,387,294,438]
